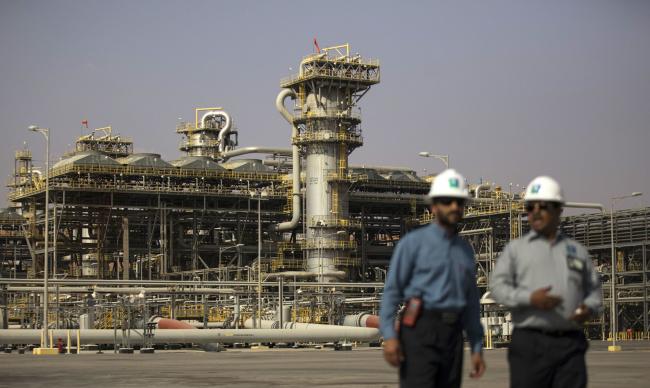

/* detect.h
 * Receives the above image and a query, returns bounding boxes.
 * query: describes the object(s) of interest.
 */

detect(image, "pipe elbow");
[276,89,297,124]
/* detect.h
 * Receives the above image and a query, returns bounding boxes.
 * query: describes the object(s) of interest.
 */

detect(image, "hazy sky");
[1,0,648,211]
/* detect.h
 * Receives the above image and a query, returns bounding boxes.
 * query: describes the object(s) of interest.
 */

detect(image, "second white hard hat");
[524,176,564,204]
[427,169,470,200]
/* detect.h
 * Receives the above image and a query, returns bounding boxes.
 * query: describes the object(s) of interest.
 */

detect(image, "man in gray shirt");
[490,176,602,388]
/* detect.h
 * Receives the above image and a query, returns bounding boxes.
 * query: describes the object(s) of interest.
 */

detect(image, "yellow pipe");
[66,329,71,354]
[93,126,113,137]
[321,43,350,58]
[76,330,80,354]
[194,107,223,129]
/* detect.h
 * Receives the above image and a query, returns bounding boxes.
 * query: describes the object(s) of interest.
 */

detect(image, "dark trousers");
[399,311,463,388]
[508,328,588,388]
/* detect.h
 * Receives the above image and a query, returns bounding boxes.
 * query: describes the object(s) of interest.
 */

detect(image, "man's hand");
[570,304,591,323]
[530,286,563,310]
[469,352,486,379]
[383,338,403,367]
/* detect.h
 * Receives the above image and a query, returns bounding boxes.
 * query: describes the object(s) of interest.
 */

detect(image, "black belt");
[518,327,582,337]
[420,309,460,325]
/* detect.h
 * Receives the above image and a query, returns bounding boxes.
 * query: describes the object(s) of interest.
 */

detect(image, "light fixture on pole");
[418,151,449,169]
[28,125,55,354]
[608,191,642,352]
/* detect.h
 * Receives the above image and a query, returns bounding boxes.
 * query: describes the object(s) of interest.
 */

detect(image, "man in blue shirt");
[380,168,486,388]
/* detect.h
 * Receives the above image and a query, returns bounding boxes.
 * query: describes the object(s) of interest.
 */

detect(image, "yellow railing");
[325,170,368,183]
[10,179,288,200]
[46,163,283,181]
[292,131,363,145]
[280,58,380,87]
[419,200,525,224]
[302,240,357,250]
[292,109,361,122]
[9,164,290,200]
[15,150,32,159]
[271,258,303,271]
[608,331,649,341]
[309,215,360,229]
[329,256,361,266]
[178,139,221,149]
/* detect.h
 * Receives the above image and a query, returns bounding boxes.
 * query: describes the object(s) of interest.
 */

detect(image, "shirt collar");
[429,222,457,239]
[527,230,565,244]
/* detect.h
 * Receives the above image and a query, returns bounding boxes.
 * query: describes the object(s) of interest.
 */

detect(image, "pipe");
[5,286,234,295]
[244,313,379,332]
[0,278,384,288]
[220,147,291,162]
[265,271,346,279]
[341,313,380,329]
[272,88,300,232]
[152,317,226,351]
[564,201,605,212]
[200,110,232,153]
[474,183,490,198]
[0,328,380,344]
[155,318,194,329]
[264,159,418,174]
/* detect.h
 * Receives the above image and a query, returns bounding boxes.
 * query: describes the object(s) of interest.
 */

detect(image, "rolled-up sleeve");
[379,238,411,340]
[490,242,532,308]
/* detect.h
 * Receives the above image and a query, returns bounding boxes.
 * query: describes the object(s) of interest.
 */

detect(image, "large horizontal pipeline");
[0,328,380,345]
[0,278,384,288]
[245,316,379,330]
[5,286,234,295]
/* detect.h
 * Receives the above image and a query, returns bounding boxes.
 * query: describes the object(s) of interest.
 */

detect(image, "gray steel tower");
[278,44,380,282]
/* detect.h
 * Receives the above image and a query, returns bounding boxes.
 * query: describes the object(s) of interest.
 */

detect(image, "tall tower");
[280,44,380,281]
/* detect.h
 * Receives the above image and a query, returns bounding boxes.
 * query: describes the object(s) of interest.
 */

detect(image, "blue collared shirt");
[379,223,484,354]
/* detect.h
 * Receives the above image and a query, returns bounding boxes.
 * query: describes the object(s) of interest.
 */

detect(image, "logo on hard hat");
[531,184,541,194]
[448,178,459,188]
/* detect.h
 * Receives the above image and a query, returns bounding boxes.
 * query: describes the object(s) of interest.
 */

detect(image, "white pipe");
[243,318,380,334]
[220,147,291,162]
[0,278,384,288]
[341,313,380,328]
[200,110,232,153]
[265,270,346,279]
[264,159,417,174]
[564,201,605,212]
[474,183,490,198]
[0,328,380,344]
[5,286,234,295]
[273,88,300,232]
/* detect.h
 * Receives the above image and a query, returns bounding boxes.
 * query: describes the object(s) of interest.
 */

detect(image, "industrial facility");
[0,44,648,351]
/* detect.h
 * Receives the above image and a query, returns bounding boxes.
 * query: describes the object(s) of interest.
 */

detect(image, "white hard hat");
[427,169,469,200]
[524,176,564,204]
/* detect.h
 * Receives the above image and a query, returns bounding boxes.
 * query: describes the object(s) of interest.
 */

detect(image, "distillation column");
[280,44,380,282]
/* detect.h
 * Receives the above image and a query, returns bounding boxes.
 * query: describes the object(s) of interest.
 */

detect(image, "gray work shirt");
[490,231,603,331]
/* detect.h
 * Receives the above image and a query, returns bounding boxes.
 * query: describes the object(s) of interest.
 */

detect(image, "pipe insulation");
[5,286,235,295]
[244,318,380,331]
[272,88,301,231]
[220,147,291,161]
[200,110,232,153]
[0,328,381,345]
